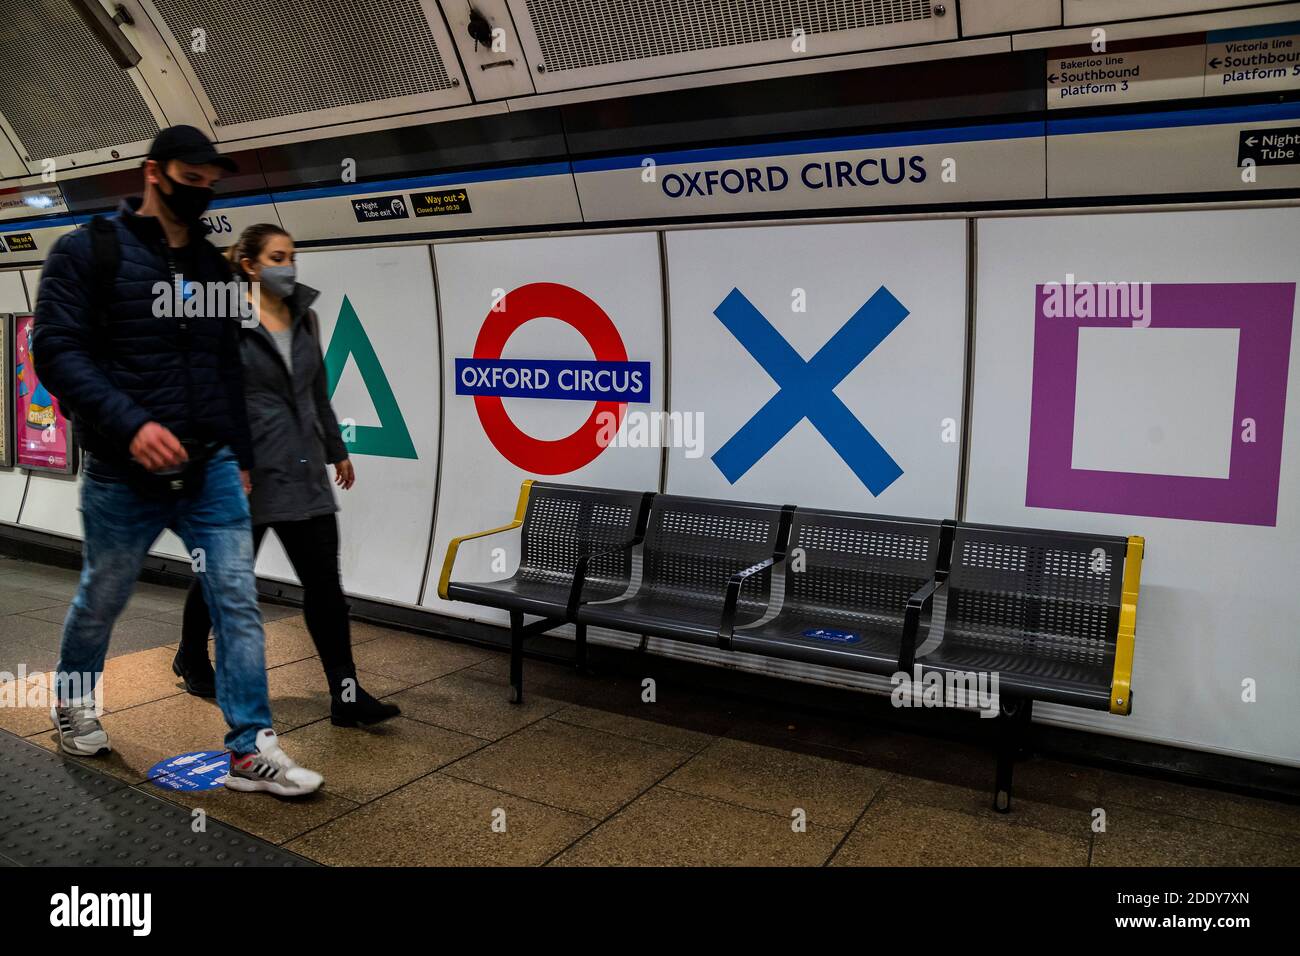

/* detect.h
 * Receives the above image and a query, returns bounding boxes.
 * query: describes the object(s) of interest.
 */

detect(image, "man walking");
[33,125,323,797]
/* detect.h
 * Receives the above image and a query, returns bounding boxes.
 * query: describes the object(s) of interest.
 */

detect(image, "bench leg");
[508,610,525,705]
[993,697,1033,813]
[1016,699,1034,759]
[574,622,588,674]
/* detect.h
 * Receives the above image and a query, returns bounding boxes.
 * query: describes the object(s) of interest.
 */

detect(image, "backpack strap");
[86,215,120,334]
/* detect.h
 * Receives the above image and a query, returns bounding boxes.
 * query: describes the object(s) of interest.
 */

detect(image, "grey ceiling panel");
[0,0,159,162]
[510,0,955,92]
[525,0,936,73]
[150,0,459,127]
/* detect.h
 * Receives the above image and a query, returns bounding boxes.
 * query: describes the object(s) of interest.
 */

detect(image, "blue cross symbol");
[711,287,907,495]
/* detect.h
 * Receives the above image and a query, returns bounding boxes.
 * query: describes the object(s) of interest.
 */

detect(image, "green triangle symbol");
[322,295,417,460]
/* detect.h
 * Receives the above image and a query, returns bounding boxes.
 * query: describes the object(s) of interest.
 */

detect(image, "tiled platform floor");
[1,554,1297,866]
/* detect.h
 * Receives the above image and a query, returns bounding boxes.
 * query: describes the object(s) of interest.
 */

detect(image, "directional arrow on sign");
[1209,57,1222,68]
[1048,73,1059,84]
[1238,126,1300,166]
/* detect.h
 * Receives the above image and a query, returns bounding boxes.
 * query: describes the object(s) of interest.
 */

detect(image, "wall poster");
[14,312,75,474]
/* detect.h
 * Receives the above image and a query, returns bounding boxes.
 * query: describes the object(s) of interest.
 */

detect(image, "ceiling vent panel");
[142,0,470,140]
[0,0,160,163]
[509,0,956,92]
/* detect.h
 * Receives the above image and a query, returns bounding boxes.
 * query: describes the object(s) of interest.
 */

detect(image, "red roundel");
[472,282,629,475]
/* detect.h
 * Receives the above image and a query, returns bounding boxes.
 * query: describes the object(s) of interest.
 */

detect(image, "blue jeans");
[56,447,272,754]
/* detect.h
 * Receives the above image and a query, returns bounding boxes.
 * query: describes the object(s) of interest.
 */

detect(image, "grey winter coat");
[241,282,348,525]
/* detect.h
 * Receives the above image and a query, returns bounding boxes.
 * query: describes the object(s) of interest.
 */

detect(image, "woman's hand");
[239,469,252,495]
[334,459,355,490]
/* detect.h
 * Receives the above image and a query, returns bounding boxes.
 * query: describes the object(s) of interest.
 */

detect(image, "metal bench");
[438,480,652,701]
[907,522,1145,811]
[726,508,953,675]
[575,493,794,649]
[443,484,1144,814]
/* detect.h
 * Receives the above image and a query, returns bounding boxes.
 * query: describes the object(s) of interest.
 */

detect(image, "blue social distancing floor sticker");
[803,628,861,644]
[148,750,230,791]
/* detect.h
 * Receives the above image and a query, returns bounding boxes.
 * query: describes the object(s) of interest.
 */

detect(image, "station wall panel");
[0,270,27,310]
[273,168,582,245]
[0,270,31,522]
[421,233,665,623]
[19,473,82,538]
[6,205,1299,769]
[151,531,192,561]
[0,462,27,526]
[968,209,1300,768]
[255,245,441,606]
[577,128,1045,222]
[0,223,77,269]
[664,221,966,517]
[0,471,27,527]
[200,199,284,246]
[1048,105,1300,198]
[13,266,82,538]
[20,270,39,306]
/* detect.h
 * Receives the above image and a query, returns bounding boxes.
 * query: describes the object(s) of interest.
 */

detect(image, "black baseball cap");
[146,125,237,173]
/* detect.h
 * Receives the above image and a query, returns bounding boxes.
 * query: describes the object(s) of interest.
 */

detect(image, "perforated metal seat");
[731,510,946,674]
[445,482,648,617]
[577,495,789,644]
[916,524,1130,710]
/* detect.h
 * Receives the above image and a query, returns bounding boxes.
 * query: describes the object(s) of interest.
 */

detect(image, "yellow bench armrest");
[437,480,534,601]
[1110,535,1144,715]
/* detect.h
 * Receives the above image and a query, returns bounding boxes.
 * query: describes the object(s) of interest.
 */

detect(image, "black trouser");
[180,513,356,689]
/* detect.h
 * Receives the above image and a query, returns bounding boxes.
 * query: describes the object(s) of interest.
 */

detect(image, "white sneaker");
[224,729,323,797]
[50,703,111,756]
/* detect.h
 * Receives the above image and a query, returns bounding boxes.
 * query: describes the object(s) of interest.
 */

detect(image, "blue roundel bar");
[455,358,651,403]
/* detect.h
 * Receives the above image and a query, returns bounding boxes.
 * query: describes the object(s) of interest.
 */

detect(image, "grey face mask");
[258,264,296,300]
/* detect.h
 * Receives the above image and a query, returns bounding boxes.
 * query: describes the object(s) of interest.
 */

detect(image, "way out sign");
[148,750,230,791]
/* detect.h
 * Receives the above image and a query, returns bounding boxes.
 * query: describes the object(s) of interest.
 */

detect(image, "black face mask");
[158,171,214,222]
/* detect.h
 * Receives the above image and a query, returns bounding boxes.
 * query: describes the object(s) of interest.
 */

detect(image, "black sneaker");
[331,684,400,727]
[172,650,216,698]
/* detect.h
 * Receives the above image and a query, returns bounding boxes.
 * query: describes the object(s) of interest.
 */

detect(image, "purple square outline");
[1027,283,1295,526]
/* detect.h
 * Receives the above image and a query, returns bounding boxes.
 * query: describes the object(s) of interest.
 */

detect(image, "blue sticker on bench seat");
[802,628,861,644]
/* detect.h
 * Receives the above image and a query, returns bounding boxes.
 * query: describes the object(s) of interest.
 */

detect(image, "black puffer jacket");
[32,197,253,470]
[241,283,348,525]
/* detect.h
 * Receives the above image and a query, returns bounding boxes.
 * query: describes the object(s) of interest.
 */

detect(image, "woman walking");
[173,223,399,727]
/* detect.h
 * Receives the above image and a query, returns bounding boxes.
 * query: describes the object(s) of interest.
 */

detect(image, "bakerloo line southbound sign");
[659,154,928,199]
[1053,55,1140,100]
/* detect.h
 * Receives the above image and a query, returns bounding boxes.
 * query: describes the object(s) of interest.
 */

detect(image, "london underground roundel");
[456,282,651,475]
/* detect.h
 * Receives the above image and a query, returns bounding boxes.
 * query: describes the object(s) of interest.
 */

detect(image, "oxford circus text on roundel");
[456,281,652,475]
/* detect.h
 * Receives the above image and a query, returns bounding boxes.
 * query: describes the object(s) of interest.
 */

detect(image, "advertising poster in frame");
[13,312,76,474]
[0,313,12,467]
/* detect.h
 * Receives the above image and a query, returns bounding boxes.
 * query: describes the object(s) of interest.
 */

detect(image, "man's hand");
[239,469,252,496]
[334,459,355,490]
[129,422,187,472]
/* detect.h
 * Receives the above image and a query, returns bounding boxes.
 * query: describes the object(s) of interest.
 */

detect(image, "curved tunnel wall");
[3,202,1298,771]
